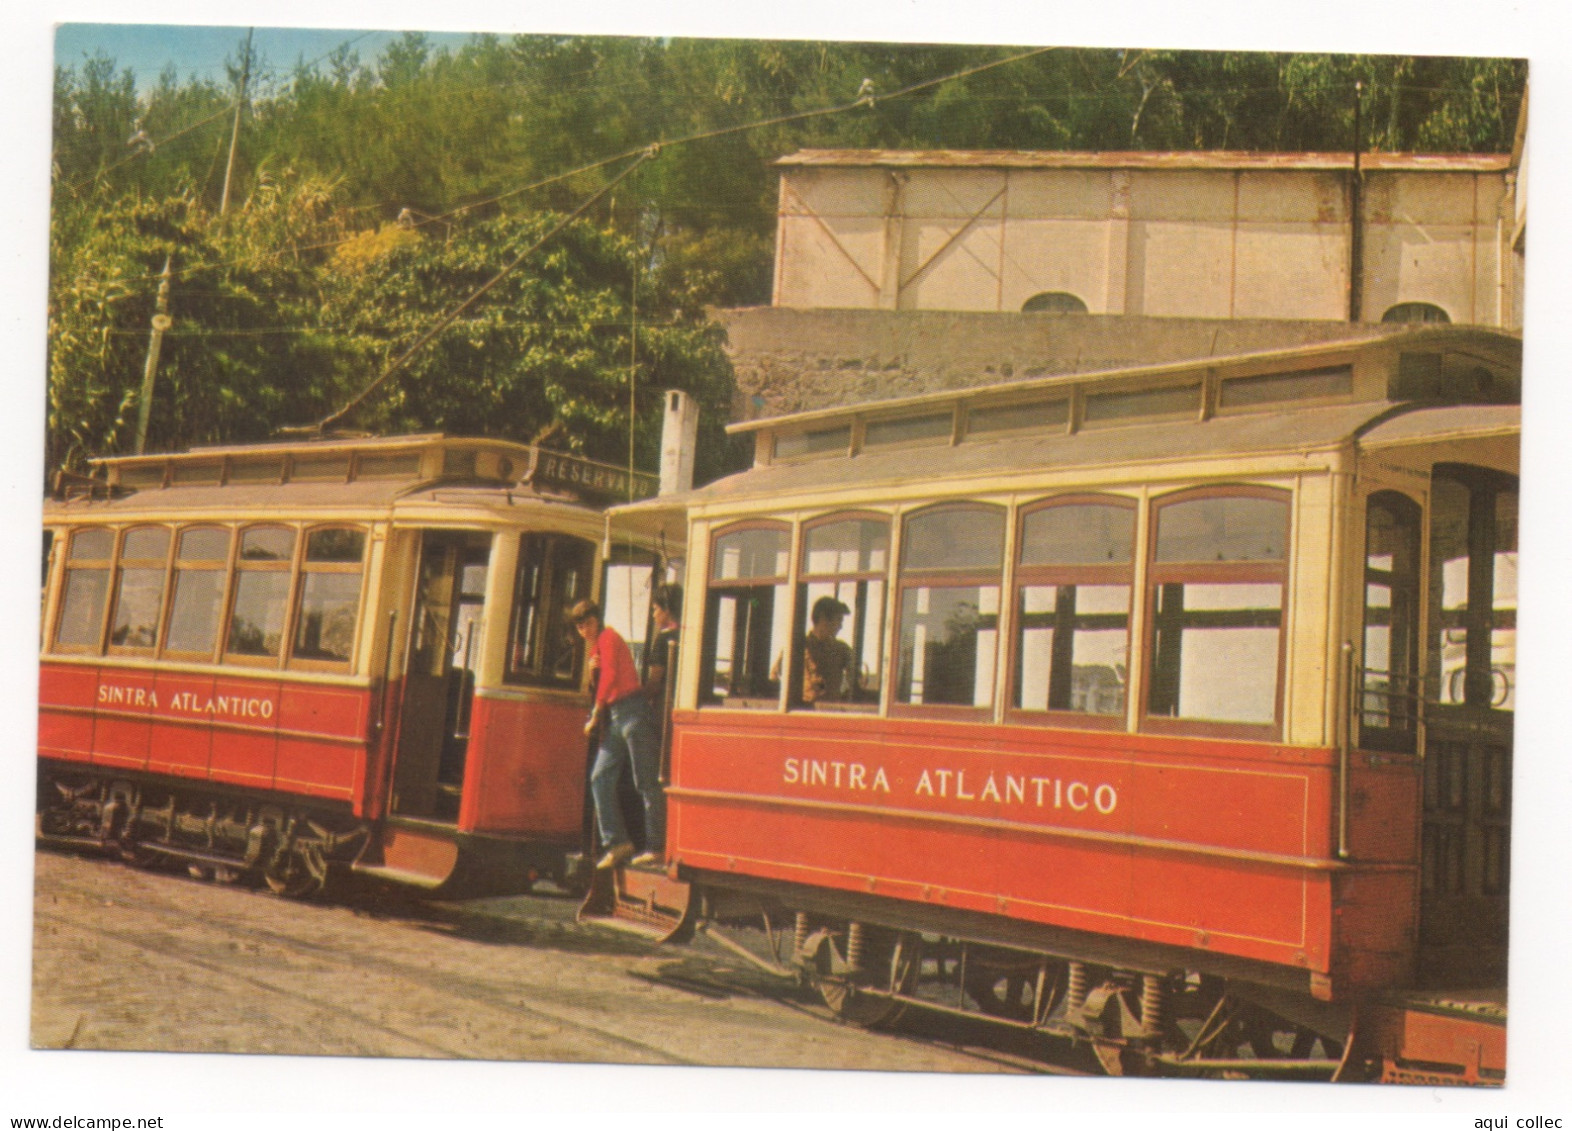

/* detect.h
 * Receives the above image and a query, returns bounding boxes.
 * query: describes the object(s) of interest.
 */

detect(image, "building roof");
[775,149,1513,173]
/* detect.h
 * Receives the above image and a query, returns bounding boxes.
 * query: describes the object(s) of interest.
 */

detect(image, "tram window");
[227,459,283,484]
[966,399,1069,439]
[356,453,422,480]
[53,528,114,650]
[118,465,165,489]
[1361,493,1422,751]
[1013,500,1134,722]
[292,528,367,665]
[1428,467,1516,712]
[791,516,889,711]
[290,455,351,482]
[164,527,232,657]
[774,426,851,461]
[1146,490,1289,731]
[602,543,661,672]
[1219,367,1353,410]
[442,450,479,479]
[700,524,791,706]
[108,526,172,650]
[171,462,221,486]
[863,412,952,449]
[226,526,297,660]
[505,533,596,687]
[1084,383,1201,427]
[894,505,1005,710]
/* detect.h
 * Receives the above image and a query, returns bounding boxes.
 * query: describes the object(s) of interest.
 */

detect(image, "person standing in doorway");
[644,584,682,723]
[572,599,665,869]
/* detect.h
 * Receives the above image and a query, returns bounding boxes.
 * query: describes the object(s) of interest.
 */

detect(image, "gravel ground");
[29,847,1027,1072]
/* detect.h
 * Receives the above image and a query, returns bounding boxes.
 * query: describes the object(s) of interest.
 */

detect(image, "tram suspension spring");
[1067,962,1089,1014]
[846,922,866,971]
[1141,974,1166,1040]
[793,912,811,958]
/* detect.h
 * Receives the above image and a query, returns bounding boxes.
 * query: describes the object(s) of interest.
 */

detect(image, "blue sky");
[54,24,475,92]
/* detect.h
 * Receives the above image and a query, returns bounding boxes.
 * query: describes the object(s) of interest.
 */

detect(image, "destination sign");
[528,449,658,503]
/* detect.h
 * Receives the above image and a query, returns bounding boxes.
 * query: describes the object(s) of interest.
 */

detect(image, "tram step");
[350,862,450,890]
[576,864,696,944]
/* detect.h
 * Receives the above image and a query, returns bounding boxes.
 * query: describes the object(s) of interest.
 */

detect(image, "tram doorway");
[1417,466,1516,989]
[392,531,492,822]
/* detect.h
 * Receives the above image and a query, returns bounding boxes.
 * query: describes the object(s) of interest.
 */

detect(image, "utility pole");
[1348,80,1364,323]
[220,28,253,216]
[134,256,173,455]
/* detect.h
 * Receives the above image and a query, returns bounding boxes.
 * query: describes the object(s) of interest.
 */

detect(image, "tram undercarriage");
[582,866,1366,1080]
[37,761,368,898]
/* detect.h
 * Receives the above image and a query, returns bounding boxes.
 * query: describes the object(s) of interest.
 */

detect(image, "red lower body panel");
[459,693,585,838]
[669,711,1359,980]
[39,661,374,805]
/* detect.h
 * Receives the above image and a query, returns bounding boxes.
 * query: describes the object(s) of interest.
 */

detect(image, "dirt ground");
[28,847,1031,1072]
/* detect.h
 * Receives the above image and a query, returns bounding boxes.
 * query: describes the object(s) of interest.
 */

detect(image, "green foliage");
[47,177,350,472]
[321,213,736,483]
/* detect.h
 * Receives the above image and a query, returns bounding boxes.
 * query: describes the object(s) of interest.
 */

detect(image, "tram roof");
[42,475,587,519]
[630,401,1519,511]
[722,322,1521,437]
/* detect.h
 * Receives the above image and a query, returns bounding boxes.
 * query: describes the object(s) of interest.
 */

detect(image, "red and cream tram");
[38,434,671,897]
[608,323,1518,1083]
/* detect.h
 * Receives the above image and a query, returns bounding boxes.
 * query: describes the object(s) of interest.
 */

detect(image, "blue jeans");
[590,695,665,852]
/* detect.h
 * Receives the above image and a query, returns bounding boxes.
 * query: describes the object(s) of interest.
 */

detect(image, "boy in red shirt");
[571,599,665,868]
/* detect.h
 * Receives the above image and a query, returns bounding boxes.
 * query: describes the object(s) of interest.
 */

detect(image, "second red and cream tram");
[606,322,1518,1082]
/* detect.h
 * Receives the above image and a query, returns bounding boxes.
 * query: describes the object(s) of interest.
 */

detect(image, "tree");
[47,176,349,473]
[317,210,739,482]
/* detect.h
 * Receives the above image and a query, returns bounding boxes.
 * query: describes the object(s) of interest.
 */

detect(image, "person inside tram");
[803,595,857,705]
[571,598,665,869]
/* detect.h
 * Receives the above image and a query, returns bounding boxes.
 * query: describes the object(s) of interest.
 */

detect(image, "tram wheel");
[963,953,1064,1023]
[810,925,921,1030]
[264,842,328,899]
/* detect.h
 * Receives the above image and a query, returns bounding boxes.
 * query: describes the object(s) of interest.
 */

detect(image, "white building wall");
[773,159,1514,327]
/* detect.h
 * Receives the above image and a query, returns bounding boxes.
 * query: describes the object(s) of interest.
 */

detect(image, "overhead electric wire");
[299,148,658,435]
[103,44,1060,290]
[293,47,1057,435]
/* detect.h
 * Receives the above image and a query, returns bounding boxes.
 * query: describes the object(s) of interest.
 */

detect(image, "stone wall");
[715,307,1403,419]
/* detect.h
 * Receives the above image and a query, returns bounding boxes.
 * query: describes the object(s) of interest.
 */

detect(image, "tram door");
[1418,466,1516,988]
[392,531,491,822]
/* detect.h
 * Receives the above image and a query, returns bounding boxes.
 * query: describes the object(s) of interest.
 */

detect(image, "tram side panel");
[670,710,1352,985]
[39,661,375,805]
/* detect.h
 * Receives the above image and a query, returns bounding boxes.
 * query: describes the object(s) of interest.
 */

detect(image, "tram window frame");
[289,526,369,670]
[51,527,116,653]
[160,526,235,662]
[504,532,597,689]
[699,521,792,709]
[1007,496,1136,730]
[600,541,664,675]
[890,502,1007,718]
[105,525,174,654]
[1427,465,1517,714]
[1141,486,1291,740]
[1360,492,1423,752]
[789,512,890,713]
[223,524,300,667]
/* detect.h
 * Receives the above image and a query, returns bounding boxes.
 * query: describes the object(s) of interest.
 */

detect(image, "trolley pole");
[134,255,173,455]
[219,28,253,216]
